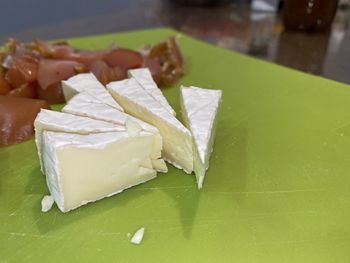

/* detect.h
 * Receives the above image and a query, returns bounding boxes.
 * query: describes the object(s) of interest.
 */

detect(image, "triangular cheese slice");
[107,78,193,173]
[62,73,123,111]
[128,68,176,116]
[180,86,222,189]
[43,130,160,212]
[62,92,159,134]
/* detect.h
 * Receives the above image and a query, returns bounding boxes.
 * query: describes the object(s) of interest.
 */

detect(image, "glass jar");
[283,0,339,31]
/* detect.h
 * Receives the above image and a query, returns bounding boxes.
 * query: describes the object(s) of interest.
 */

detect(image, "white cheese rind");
[61,73,123,111]
[128,68,176,116]
[107,78,193,173]
[42,131,159,212]
[62,92,158,134]
[180,86,222,189]
[34,109,124,173]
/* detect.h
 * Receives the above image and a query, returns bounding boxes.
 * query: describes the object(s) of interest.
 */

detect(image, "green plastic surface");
[1,28,350,262]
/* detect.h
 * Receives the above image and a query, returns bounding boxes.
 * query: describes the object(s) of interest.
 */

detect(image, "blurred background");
[1,0,349,84]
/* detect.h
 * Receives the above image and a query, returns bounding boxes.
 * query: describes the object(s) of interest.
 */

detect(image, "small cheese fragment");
[180,86,222,189]
[130,227,145,245]
[34,109,124,173]
[107,78,193,173]
[151,159,168,173]
[61,73,123,111]
[128,68,176,116]
[41,195,54,212]
[42,131,160,212]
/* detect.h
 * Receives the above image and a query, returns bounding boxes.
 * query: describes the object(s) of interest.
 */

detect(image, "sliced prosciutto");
[36,59,87,103]
[0,36,185,147]
[7,83,37,98]
[0,76,12,95]
[146,36,185,86]
[104,48,143,70]
[88,60,126,85]
[0,96,50,147]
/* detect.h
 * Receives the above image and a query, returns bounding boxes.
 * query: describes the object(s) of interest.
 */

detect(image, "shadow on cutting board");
[204,122,249,202]
[157,119,249,239]
[31,173,154,235]
[159,173,201,240]
[29,119,248,238]
[25,166,47,195]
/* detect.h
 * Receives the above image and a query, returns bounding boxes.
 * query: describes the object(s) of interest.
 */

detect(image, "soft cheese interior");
[107,78,193,173]
[43,131,159,212]
[180,86,222,189]
[35,109,124,173]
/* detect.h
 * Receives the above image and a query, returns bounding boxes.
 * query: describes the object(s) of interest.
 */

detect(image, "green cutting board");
[1,28,350,262]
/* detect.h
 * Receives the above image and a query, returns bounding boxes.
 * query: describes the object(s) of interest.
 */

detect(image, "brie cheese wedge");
[42,130,160,212]
[62,73,123,111]
[34,109,124,173]
[62,92,158,134]
[128,68,176,116]
[180,86,222,189]
[107,78,193,173]
[62,92,167,173]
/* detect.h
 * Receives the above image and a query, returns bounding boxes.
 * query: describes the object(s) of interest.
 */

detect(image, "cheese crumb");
[125,118,142,136]
[130,227,145,245]
[41,195,54,212]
